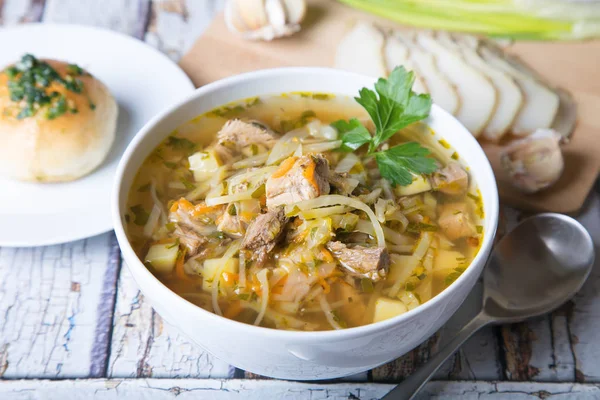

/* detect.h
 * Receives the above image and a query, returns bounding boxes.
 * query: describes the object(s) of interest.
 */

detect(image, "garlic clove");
[224,0,305,41]
[281,0,306,24]
[224,0,250,34]
[500,128,564,194]
[242,23,300,41]
[236,0,269,31]
[265,0,287,28]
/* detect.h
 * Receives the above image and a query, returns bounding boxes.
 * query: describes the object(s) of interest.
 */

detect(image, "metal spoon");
[383,213,595,400]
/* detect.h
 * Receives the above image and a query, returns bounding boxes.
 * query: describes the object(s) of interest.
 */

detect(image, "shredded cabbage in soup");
[126,93,483,331]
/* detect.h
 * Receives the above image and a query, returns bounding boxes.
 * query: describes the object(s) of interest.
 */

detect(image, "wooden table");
[1,1,600,398]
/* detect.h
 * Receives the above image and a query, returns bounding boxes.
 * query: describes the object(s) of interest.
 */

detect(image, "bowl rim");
[112,66,499,340]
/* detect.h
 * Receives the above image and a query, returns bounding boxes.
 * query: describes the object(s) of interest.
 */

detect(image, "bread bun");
[0,57,118,182]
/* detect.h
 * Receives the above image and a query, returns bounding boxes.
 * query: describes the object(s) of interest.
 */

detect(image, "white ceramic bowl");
[112,67,499,380]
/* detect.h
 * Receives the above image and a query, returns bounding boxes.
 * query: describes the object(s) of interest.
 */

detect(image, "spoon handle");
[382,313,491,400]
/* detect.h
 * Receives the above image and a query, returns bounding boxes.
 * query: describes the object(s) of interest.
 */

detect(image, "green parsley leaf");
[66,64,84,76]
[237,293,250,301]
[167,136,196,152]
[361,278,374,293]
[130,205,149,226]
[445,267,466,286]
[374,142,437,186]
[46,95,68,120]
[406,222,439,234]
[180,178,196,190]
[333,66,436,186]
[354,69,428,149]
[369,67,432,147]
[166,238,180,249]
[331,118,371,152]
[280,110,316,133]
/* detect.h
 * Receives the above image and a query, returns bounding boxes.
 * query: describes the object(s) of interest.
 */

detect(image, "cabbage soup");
[125,68,484,331]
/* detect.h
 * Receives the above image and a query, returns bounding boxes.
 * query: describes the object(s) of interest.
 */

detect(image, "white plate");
[0,24,195,247]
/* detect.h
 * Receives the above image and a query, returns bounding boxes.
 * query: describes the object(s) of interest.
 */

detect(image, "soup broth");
[126,93,483,331]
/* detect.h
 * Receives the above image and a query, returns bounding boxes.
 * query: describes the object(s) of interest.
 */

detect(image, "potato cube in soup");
[145,243,180,274]
[394,174,431,196]
[189,149,222,181]
[202,258,239,292]
[434,250,465,271]
[373,297,408,323]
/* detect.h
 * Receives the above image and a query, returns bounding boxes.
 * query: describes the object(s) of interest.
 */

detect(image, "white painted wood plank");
[107,263,232,379]
[42,0,150,38]
[2,379,600,399]
[434,281,503,380]
[527,311,575,382]
[0,234,117,378]
[568,193,600,382]
[144,0,226,61]
[0,0,45,24]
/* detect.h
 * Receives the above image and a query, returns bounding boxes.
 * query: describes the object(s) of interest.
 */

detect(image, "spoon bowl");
[384,213,595,400]
[483,213,595,323]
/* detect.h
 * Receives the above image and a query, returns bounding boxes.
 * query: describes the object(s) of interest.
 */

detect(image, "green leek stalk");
[338,0,600,40]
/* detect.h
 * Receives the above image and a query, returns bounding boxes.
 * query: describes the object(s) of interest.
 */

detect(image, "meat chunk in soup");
[216,206,246,238]
[266,154,330,209]
[326,241,390,282]
[431,163,468,195]
[168,200,223,256]
[272,265,315,304]
[242,208,288,264]
[329,172,359,196]
[217,119,279,150]
[438,202,476,240]
[173,225,206,256]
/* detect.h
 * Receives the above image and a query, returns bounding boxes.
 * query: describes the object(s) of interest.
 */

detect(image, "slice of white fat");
[396,32,459,115]
[552,88,577,141]
[478,48,559,137]
[475,42,560,137]
[383,35,428,94]
[447,33,523,141]
[416,32,497,137]
[335,22,387,78]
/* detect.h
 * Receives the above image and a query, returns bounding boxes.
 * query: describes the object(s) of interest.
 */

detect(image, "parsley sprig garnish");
[332,66,437,186]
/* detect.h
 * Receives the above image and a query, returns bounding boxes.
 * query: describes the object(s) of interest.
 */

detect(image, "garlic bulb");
[500,129,564,194]
[225,0,306,41]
